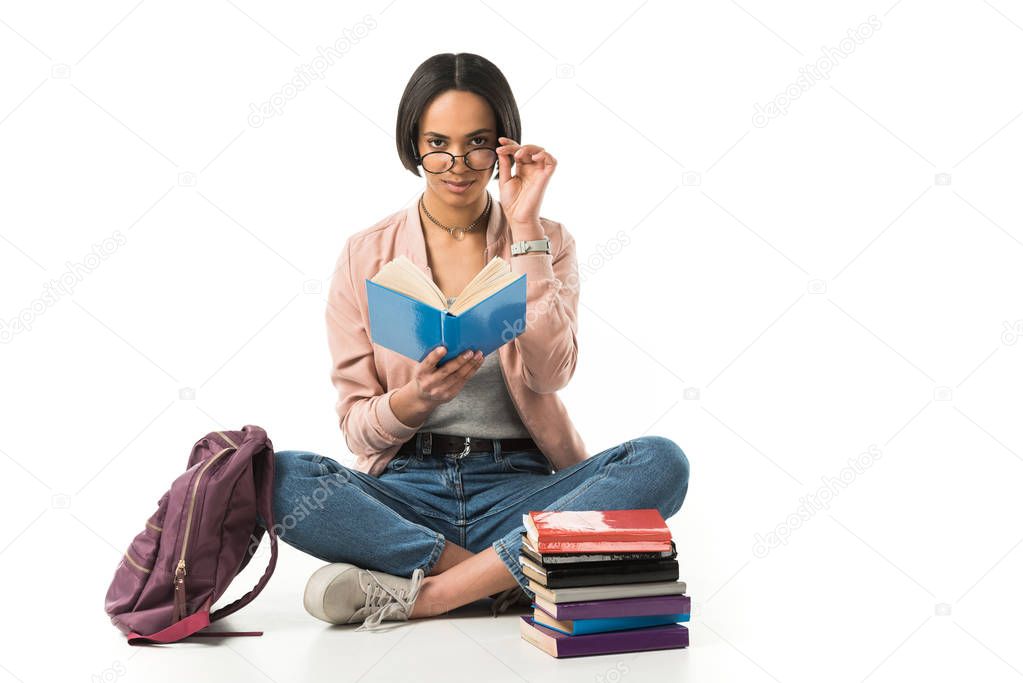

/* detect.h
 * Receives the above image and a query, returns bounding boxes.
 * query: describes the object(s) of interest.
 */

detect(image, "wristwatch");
[510,237,551,256]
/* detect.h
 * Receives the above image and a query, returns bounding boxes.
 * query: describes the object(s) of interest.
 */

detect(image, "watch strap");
[511,237,551,256]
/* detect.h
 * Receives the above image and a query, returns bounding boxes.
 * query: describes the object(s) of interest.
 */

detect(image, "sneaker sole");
[304,563,357,624]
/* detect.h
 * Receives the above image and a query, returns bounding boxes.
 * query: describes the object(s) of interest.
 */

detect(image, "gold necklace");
[420,191,491,241]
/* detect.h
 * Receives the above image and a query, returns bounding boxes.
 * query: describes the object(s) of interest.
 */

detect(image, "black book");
[520,553,680,589]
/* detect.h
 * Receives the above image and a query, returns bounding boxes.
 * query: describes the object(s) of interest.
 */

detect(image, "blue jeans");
[256,434,689,599]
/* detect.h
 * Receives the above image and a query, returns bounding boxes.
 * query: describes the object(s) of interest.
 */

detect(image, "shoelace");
[489,586,532,617]
[354,567,426,632]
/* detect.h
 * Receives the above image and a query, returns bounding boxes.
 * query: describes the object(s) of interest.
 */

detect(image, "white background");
[2,1,1022,681]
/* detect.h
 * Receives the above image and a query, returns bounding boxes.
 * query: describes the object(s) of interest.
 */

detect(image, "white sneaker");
[304,562,426,632]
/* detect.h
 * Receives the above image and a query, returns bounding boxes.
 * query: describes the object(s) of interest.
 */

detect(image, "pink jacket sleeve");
[507,223,580,393]
[325,239,424,461]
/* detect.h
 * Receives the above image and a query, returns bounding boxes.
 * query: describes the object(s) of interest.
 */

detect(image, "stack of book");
[518,509,690,658]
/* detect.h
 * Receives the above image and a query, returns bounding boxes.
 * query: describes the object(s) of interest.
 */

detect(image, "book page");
[369,255,447,310]
[370,254,519,315]
[447,256,521,315]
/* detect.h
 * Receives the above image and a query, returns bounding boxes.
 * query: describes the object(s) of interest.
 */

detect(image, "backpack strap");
[210,449,278,623]
[126,597,263,645]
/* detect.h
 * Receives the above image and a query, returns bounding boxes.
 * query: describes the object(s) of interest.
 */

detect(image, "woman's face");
[416,89,498,206]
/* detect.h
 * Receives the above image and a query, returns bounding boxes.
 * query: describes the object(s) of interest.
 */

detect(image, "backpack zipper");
[124,550,152,573]
[172,440,235,622]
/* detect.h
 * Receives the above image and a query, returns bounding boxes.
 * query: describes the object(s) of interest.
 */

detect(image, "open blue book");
[365,255,527,365]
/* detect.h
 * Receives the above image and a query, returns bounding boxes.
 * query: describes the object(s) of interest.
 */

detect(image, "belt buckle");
[456,436,471,459]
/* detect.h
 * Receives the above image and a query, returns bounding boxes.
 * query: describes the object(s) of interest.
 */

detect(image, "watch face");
[513,239,549,255]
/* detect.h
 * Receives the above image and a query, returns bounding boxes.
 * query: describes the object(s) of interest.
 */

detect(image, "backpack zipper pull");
[172,559,187,622]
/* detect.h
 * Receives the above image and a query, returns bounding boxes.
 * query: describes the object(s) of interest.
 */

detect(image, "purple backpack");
[104,425,279,644]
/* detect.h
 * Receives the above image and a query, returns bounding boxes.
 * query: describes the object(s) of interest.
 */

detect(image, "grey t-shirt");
[420,297,531,438]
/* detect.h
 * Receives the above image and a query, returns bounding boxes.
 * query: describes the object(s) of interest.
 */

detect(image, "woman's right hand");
[411,346,484,405]
[388,346,484,428]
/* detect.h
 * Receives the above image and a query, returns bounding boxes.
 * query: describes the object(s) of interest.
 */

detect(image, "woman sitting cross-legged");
[257,52,690,632]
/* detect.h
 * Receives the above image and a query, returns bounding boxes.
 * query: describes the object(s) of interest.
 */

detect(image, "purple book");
[535,593,691,621]
[520,616,689,658]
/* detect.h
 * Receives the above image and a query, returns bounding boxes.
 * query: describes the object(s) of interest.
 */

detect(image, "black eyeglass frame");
[414,147,500,174]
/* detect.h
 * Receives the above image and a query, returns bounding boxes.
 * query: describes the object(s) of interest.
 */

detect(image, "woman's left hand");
[496,136,557,229]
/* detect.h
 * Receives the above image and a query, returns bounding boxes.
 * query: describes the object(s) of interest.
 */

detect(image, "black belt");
[397,431,539,459]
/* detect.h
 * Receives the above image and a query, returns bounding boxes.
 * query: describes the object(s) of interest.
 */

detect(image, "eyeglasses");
[417,147,498,174]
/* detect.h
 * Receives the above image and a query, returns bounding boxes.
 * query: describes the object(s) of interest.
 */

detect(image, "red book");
[523,509,672,554]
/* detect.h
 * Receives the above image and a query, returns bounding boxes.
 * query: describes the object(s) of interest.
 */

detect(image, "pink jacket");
[325,195,589,477]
